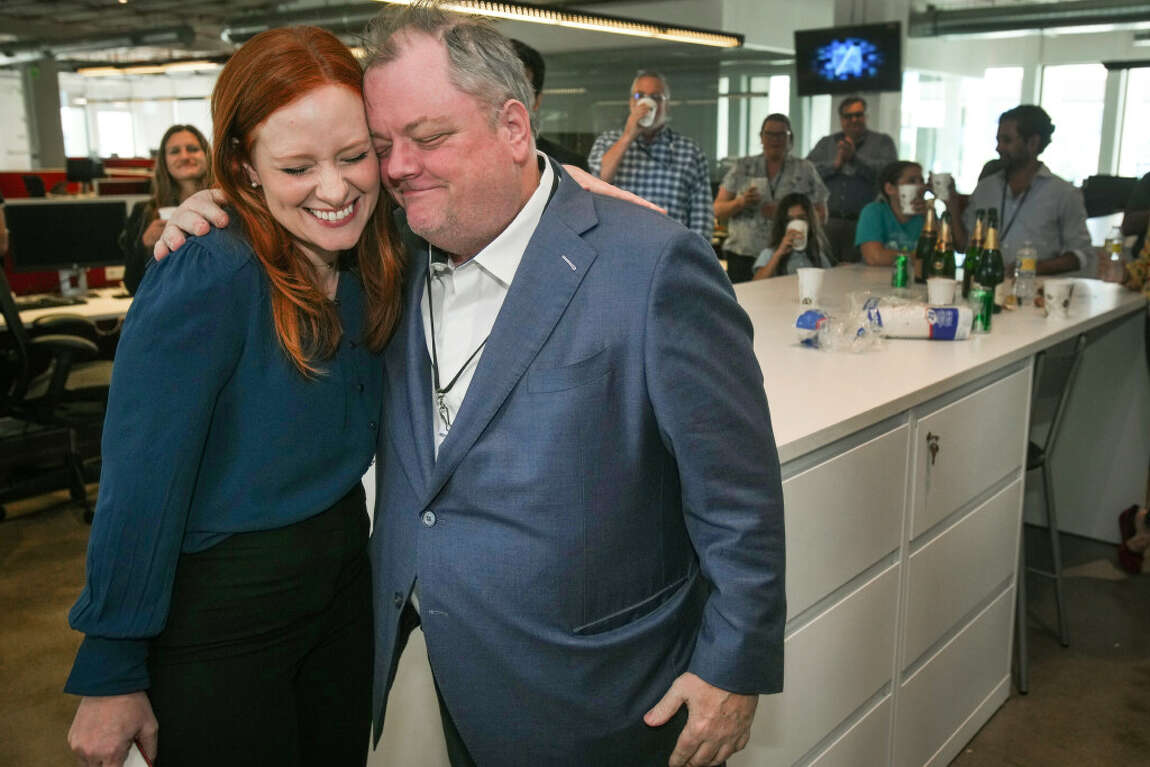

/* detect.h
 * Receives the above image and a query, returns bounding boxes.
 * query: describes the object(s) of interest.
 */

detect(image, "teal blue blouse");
[854,199,924,251]
[66,225,383,696]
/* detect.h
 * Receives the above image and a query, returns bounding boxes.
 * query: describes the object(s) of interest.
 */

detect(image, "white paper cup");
[158,206,177,221]
[636,96,658,128]
[931,172,952,202]
[786,219,809,251]
[797,267,823,305]
[898,184,919,216]
[926,277,956,306]
[1044,279,1076,319]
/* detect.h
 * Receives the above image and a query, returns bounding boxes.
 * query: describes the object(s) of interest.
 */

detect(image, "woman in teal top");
[65,28,404,767]
[856,161,966,268]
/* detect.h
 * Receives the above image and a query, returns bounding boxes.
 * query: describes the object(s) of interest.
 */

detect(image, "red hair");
[212,26,404,375]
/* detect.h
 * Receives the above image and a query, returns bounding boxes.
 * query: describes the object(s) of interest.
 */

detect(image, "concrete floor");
[2,494,1147,766]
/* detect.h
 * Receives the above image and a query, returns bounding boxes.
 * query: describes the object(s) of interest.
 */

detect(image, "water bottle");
[1013,242,1037,302]
[1102,226,1124,283]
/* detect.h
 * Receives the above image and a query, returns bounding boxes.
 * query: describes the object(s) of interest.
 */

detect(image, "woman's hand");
[140,219,167,249]
[153,189,230,260]
[562,165,667,214]
[777,227,800,256]
[68,692,158,767]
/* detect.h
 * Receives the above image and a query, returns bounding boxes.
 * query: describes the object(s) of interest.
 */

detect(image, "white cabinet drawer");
[808,696,892,767]
[784,424,909,618]
[894,587,1014,767]
[734,564,899,767]
[903,480,1022,668]
[912,369,1029,539]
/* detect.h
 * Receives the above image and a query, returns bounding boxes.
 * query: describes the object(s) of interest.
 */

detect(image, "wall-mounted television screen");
[794,22,902,97]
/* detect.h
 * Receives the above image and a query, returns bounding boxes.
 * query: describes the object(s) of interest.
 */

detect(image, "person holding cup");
[119,124,214,294]
[588,70,713,242]
[856,161,965,268]
[714,114,828,283]
[751,192,833,279]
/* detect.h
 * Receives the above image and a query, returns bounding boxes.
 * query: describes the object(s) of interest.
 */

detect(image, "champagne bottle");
[962,209,985,299]
[914,203,938,282]
[974,209,1005,312]
[929,212,956,279]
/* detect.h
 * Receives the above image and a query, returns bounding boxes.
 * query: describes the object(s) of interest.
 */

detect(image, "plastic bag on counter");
[794,308,883,352]
[851,293,973,341]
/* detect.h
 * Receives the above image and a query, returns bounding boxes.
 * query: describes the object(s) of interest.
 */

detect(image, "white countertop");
[734,266,1147,463]
[4,287,132,329]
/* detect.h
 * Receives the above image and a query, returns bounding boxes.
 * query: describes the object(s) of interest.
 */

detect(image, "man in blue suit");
[154,4,785,763]
[362,4,785,766]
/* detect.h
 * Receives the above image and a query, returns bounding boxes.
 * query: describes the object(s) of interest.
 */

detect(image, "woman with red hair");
[64,27,403,767]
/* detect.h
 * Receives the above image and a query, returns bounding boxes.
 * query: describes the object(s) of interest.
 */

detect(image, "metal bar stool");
[1016,332,1087,694]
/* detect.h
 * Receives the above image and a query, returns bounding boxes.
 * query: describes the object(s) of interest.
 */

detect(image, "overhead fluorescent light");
[370,0,743,48]
[77,59,224,77]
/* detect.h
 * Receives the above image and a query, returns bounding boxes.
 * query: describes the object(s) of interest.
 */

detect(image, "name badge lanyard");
[425,245,488,438]
[1000,180,1032,241]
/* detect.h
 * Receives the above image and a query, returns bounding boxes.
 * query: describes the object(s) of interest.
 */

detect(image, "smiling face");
[163,130,208,183]
[364,32,535,259]
[243,84,379,268]
[760,118,790,161]
[839,100,867,141]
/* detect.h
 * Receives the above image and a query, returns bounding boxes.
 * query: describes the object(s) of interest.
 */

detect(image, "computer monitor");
[794,22,903,97]
[6,199,129,296]
[66,157,106,184]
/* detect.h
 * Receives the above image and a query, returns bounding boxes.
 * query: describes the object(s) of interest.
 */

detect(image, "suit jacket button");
[393,592,404,608]
[422,510,437,527]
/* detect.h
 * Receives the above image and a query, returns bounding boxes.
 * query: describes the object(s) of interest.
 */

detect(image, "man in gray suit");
[155,4,785,764]
[364,4,784,766]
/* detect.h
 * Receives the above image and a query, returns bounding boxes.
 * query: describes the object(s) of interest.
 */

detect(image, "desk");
[2,287,132,330]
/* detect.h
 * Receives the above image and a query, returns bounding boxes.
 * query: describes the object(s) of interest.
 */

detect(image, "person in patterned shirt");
[588,70,713,242]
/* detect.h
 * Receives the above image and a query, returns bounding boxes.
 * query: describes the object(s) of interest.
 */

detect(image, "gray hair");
[631,69,671,101]
[361,0,536,131]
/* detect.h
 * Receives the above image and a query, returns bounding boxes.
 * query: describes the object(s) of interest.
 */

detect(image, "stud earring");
[250,180,259,188]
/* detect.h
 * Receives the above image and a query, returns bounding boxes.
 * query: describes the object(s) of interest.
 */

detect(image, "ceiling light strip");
[372,0,742,48]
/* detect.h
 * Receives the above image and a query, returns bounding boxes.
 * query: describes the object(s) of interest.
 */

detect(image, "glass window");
[1118,68,1150,179]
[95,111,135,158]
[60,106,90,157]
[1039,63,1106,185]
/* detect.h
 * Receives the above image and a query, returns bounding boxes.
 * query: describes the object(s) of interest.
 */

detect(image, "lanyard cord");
[1000,177,1032,241]
[425,245,489,430]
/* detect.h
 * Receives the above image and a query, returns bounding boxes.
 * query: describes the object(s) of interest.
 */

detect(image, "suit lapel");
[385,237,436,494]
[426,168,599,499]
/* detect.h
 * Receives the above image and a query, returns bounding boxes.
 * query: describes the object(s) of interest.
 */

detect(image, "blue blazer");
[371,162,785,765]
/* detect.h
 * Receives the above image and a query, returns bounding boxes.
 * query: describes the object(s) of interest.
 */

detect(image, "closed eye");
[344,151,370,164]
[282,166,309,176]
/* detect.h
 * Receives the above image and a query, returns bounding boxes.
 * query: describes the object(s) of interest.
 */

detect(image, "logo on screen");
[812,37,885,83]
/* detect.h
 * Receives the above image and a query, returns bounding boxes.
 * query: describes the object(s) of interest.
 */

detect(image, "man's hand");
[563,165,667,214]
[623,98,654,142]
[68,692,158,767]
[834,137,855,169]
[644,672,758,767]
[153,188,229,260]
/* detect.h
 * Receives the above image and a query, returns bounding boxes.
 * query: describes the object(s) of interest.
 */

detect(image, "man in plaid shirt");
[588,71,714,242]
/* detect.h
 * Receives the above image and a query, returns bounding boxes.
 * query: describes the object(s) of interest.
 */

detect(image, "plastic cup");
[786,219,809,251]
[1044,279,1076,319]
[636,96,658,128]
[797,267,823,305]
[158,206,177,221]
[927,277,956,306]
[746,176,768,199]
[931,172,952,202]
[898,184,919,216]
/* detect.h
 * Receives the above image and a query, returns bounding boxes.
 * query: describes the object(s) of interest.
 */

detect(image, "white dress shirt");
[421,156,554,453]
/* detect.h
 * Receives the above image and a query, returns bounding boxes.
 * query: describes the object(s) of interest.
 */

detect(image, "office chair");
[0,271,109,522]
[1015,333,1088,694]
[21,175,47,197]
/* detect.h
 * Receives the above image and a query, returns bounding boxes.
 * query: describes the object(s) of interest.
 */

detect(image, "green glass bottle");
[929,212,956,279]
[914,204,938,282]
[962,209,985,299]
[974,209,1005,314]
